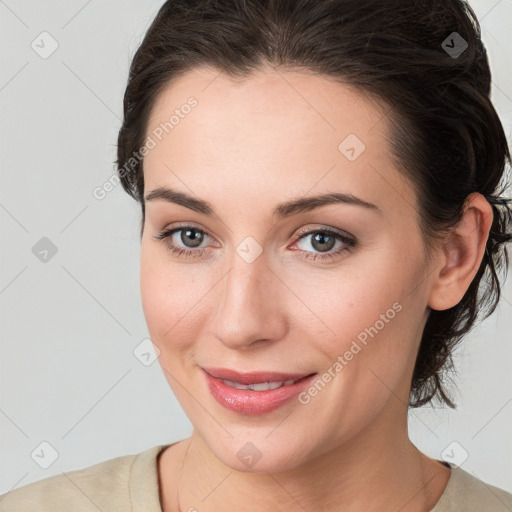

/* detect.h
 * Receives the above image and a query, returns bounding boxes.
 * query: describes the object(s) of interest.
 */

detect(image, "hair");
[116,0,512,408]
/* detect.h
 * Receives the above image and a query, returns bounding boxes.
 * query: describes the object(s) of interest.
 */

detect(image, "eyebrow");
[144,186,382,219]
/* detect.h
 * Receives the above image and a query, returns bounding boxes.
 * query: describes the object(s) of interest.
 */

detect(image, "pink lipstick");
[202,367,317,415]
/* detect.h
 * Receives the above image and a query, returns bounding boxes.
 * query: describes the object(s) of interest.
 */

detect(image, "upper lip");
[202,367,316,384]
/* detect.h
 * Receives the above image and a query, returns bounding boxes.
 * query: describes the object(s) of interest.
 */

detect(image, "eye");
[290,227,356,261]
[153,224,214,258]
[154,224,356,261]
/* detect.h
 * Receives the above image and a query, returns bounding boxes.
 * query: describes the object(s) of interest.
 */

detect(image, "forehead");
[146,64,388,146]
[143,65,415,222]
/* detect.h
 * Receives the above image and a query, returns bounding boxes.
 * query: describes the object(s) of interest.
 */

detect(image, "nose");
[209,249,287,350]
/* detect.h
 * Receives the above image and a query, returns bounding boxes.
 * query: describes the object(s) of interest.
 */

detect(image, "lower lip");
[204,370,318,415]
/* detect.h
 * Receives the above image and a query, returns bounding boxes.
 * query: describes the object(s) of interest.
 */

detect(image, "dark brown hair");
[116,0,512,408]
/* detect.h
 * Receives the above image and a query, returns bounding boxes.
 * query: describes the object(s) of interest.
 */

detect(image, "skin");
[139,63,493,511]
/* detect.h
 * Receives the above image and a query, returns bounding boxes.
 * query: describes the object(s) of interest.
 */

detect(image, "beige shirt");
[1,443,512,511]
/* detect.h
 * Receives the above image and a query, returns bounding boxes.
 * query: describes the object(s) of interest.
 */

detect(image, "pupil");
[183,229,203,248]
[312,233,334,252]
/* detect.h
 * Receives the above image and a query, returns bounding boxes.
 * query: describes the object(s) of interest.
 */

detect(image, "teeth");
[221,378,298,391]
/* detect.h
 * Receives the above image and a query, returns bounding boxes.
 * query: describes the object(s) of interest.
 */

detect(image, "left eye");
[290,228,356,261]
[290,229,355,260]
[154,225,356,261]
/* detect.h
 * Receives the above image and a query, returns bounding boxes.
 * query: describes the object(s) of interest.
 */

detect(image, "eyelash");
[153,224,356,261]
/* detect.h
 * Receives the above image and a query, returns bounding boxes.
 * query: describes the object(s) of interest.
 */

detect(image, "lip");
[202,367,318,415]
[202,367,314,384]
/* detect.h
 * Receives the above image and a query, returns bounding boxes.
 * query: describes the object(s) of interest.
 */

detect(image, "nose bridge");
[212,241,280,348]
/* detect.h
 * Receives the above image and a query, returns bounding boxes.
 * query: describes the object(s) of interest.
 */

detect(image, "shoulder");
[0,445,165,512]
[432,463,512,511]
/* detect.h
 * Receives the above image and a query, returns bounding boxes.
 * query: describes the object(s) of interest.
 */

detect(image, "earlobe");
[428,192,493,311]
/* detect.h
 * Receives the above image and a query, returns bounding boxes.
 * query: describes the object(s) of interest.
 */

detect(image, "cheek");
[140,250,168,338]
[309,281,412,381]
[139,243,212,351]
[298,248,425,396]
[139,248,194,393]
[298,284,417,444]
[140,243,184,344]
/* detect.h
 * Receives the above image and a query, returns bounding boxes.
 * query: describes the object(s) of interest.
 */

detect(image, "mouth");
[216,377,305,391]
[202,366,315,385]
[201,367,318,415]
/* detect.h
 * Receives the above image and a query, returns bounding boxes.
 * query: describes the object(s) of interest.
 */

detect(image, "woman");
[1,0,511,510]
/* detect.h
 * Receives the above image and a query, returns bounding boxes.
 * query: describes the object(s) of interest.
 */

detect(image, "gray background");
[1,0,511,495]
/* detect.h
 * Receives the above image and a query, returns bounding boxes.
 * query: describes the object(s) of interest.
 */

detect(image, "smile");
[219,378,301,391]
[202,367,318,415]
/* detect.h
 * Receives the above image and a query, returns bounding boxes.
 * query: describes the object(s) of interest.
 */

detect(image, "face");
[140,64,434,472]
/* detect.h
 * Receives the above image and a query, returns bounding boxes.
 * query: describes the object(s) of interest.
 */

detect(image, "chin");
[200,428,315,474]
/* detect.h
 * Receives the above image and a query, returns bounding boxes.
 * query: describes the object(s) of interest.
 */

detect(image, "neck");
[166,399,450,512]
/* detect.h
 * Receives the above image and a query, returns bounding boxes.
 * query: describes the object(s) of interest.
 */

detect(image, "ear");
[428,192,494,311]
